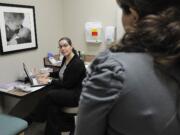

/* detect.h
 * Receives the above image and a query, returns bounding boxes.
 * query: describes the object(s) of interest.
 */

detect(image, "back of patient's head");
[112,0,180,65]
[116,0,180,17]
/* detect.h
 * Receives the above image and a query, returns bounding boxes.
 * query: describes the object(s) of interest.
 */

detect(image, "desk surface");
[0,83,45,98]
[4,89,29,97]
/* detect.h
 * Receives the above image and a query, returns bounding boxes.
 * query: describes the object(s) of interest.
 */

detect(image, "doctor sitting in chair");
[24,37,86,135]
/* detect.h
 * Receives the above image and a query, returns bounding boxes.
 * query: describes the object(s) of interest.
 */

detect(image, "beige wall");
[0,0,63,82]
[62,0,118,55]
[0,0,124,82]
[0,0,124,112]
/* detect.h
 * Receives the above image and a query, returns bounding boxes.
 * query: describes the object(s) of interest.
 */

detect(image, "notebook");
[23,63,48,87]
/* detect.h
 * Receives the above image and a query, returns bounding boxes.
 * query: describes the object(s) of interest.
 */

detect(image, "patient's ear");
[122,7,139,32]
[129,8,139,24]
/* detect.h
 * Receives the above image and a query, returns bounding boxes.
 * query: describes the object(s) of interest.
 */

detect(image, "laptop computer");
[23,63,48,87]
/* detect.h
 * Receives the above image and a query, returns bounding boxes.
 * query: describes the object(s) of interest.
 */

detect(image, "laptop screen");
[23,63,34,85]
[23,63,48,87]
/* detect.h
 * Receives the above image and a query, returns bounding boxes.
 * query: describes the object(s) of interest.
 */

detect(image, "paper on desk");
[14,84,45,92]
[0,82,20,92]
[28,86,45,92]
[0,82,45,92]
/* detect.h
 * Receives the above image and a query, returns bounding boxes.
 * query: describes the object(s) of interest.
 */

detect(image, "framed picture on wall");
[0,3,38,54]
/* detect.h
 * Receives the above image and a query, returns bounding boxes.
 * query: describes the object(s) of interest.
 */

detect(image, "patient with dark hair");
[75,0,180,135]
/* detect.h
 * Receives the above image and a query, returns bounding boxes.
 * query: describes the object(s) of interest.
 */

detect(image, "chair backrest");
[62,106,79,114]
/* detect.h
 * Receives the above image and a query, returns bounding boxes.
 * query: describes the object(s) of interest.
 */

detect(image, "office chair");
[0,113,28,135]
[60,106,79,135]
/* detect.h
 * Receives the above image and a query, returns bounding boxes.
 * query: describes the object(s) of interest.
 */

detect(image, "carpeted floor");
[24,122,45,135]
[24,122,69,135]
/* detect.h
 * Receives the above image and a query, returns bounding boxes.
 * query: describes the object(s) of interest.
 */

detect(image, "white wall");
[62,0,119,55]
[0,0,63,82]
[0,0,125,112]
[0,0,124,83]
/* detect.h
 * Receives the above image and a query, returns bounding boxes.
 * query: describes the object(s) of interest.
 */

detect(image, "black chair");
[60,106,78,135]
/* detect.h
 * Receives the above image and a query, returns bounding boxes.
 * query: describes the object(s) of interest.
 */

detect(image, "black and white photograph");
[0,3,37,54]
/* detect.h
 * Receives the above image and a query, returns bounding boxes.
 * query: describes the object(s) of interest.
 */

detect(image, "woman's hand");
[36,73,49,78]
[36,73,50,84]
[38,78,49,84]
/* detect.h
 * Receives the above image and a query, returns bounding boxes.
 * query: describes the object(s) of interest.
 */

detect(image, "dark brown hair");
[59,37,72,46]
[111,0,180,65]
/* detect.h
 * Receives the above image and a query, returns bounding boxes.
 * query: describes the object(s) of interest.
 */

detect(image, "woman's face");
[59,39,73,57]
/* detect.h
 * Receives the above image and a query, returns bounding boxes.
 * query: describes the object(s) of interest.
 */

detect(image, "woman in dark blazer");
[25,37,86,135]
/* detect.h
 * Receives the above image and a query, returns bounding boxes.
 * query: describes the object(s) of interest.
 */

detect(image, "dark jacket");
[50,55,86,96]
[75,50,180,135]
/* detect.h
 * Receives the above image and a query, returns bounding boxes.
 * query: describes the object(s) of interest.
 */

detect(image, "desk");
[44,54,61,72]
[0,83,46,118]
[1,89,29,97]
[44,54,95,71]
[0,82,45,98]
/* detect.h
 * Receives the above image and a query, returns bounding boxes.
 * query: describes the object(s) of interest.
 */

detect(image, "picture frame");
[0,3,38,54]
